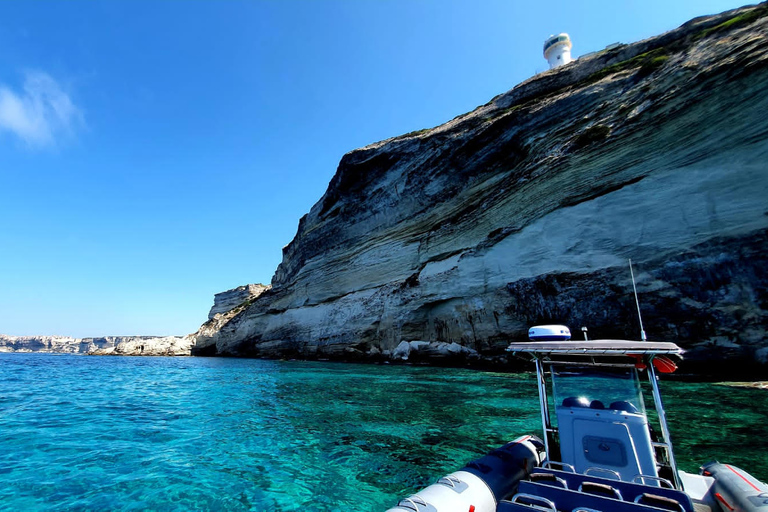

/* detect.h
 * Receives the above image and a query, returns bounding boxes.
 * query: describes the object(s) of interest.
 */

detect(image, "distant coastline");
[3,334,768,382]
[719,381,768,390]
[0,334,192,356]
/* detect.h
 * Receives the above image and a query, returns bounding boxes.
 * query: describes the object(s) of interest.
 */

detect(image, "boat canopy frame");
[507,339,684,490]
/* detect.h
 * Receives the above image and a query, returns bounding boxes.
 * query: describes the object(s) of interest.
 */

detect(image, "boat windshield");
[551,366,646,415]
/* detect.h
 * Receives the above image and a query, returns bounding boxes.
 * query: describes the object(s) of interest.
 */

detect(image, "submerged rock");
[191,4,768,373]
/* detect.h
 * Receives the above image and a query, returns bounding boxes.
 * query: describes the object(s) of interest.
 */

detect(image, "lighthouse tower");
[543,33,573,69]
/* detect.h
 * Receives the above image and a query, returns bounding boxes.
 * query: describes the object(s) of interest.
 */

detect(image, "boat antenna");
[629,259,647,341]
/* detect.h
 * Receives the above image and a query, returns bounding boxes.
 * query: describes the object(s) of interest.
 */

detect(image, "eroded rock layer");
[0,335,193,356]
[192,5,768,372]
[0,335,87,354]
[208,284,270,320]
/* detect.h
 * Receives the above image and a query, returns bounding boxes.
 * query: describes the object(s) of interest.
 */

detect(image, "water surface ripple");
[0,353,765,511]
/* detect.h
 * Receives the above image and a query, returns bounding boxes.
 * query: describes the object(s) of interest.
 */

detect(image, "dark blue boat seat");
[503,481,682,512]
[635,493,688,512]
[529,472,568,488]
[498,501,537,512]
[498,492,558,512]
[579,480,622,499]
[562,396,590,408]
[529,469,693,512]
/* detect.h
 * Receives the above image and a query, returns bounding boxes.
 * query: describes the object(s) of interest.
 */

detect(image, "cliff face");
[207,284,270,320]
[0,334,193,356]
[85,336,193,356]
[0,286,271,356]
[192,5,768,371]
[0,335,90,354]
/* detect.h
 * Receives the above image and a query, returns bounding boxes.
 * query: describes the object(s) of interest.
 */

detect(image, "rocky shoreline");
[5,5,768,375]
[189,4,768,370]
[0,334,192,356]
[2,328,767,381]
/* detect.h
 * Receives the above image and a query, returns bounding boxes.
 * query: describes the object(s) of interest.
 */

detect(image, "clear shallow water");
[0,353,766,511]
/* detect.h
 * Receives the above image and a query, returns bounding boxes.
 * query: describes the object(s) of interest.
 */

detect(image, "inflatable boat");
[387,326,768,512]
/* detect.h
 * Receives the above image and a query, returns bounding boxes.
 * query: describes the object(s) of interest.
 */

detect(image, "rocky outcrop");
[86,336,193,356]
[193,284,272,356]
[391,340,479,363]
[0,285,271,357]
[208,284,270,320]
[0,335,90,353]
[0,334,192,356]
[192,4,768,373]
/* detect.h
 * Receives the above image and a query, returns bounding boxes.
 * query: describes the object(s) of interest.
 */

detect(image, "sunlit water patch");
[0,353,765,510]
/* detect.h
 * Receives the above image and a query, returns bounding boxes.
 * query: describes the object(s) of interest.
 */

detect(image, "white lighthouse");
[543,33,573,69]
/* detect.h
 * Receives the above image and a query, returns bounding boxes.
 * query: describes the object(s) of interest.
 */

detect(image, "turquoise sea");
[1,353,766,511]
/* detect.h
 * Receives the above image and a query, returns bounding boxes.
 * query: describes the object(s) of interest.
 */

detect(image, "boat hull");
[702,462,768,512]
[386,436,544,512]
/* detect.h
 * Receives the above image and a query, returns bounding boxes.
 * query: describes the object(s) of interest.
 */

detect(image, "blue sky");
[0,0,748,338]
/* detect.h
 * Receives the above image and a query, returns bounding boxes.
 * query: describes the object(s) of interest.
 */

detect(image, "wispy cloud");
[0,71,82,148]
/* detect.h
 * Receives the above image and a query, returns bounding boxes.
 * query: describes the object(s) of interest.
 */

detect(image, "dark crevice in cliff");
[559,175,647,210]
[319,150,404,219]
[191,343,218,357]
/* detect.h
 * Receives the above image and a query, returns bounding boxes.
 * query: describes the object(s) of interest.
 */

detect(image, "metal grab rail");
[511,493,557,512]
[542,461,576,473]
[632,474,674,488]
[437,476,459,487]
[396,495,433,512]
[584,467,622,481]
[436,475,468,493]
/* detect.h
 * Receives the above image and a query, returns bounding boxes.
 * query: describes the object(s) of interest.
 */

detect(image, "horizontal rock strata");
[191,4,768,373]
[86,336,193,356]
[0,285,271,356]
[0,335,87,354]
[0,334,193,356]
[208,284,270,320]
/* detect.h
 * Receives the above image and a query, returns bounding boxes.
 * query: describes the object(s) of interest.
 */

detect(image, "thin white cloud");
[0,71,82,147]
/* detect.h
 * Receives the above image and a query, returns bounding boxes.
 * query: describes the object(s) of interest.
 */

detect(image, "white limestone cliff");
[208,284,270,320]
[0,334,192,356]
[0,284,272,356]
[0,335,87,353]
[190,5,768,375]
